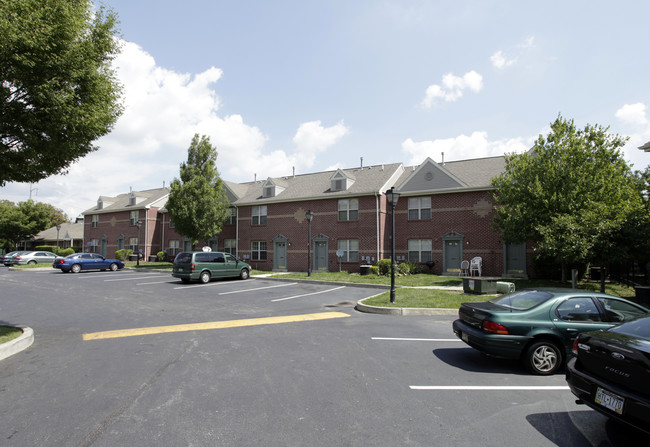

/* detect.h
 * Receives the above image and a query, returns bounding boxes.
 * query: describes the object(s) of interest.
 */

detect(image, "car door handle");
[566,328,578,332]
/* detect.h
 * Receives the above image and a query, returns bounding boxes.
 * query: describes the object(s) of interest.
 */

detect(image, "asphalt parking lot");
[0,267,647,446]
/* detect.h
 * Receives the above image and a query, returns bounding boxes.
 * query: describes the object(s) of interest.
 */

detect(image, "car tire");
[199,271,211,284]
[71,264,82,274]
[240,268,249,280]
[523,340,563,375]
[28,260,36,265]
[109,263,118,271]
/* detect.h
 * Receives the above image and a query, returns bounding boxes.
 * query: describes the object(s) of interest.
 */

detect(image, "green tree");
[166,134,230,247]
[0,200,63,250]
[491,115,643,280]
[0,0,123,186]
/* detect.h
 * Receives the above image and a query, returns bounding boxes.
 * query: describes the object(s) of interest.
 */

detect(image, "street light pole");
[385,187,400,303]
[136,220,142,267]
[55,224,61,255]
[305,210,314,276]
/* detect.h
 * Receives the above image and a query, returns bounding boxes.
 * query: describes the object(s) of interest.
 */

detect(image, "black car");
[566,314,650,435]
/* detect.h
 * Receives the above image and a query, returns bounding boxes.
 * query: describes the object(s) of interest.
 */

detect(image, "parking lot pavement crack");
[75,340,196,447]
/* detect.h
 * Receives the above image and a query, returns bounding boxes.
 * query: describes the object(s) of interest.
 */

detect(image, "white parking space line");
[137,280,176,285]
[218,282,298,295]
[173,281,237,290]
[372,337,461,342]
[103,276,170,282]
[271,286,346,302]
[410,386,570,390]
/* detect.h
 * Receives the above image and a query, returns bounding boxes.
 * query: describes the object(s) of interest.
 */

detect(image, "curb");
[355,299,458,316]
[0,325,34,361]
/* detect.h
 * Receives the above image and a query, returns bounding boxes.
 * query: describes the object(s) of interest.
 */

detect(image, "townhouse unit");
[82,156,530,277]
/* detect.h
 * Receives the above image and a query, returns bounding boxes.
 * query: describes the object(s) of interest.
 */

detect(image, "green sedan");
[452,288,649,375]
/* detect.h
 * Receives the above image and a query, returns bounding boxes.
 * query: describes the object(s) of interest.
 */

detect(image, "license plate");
[177,268,183,272]
[595,387,624,414]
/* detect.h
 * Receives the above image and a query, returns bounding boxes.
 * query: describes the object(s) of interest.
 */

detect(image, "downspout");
[235,205,239,256]
[161,211,165,256]
[375,192,380,262]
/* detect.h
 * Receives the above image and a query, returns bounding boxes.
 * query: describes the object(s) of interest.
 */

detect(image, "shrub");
[398,262,411,275]
[58,248,75,257]
[156,251,167,262]
[370,266,379,275]
[377,259,391,276]
[114,249,133,261]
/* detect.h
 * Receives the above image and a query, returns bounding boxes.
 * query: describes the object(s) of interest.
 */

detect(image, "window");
[408,239,432,262]
[597,297,647,322]
[91,215,99,228]
[88,239,99,253]
[556,297,602,322]
[252,206,267,225]
[338,239,359,262]
[338,199,359,221]
[408,197,431,220]
[117,234,125,250]
[130,210,139,225]
[129,237,138,253]
[224,239,236,256]
[169,219,175,229]
[169,240,180,256]
[226,207,237,225]
[252,241,267,260]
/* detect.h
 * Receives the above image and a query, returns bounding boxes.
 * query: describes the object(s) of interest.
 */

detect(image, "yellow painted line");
[83,311,350,341]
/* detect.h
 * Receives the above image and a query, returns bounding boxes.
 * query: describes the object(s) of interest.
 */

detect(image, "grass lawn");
[0,326,23,344]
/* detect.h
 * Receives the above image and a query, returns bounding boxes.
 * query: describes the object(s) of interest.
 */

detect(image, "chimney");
[360,157,363,170]
[293,166,295,178]
[441,152,445,166]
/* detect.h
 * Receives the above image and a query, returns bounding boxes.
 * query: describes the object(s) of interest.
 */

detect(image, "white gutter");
[375,192,380,262]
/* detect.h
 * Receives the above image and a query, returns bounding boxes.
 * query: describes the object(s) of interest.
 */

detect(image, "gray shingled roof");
[231,163,404,204]
[443,156,506,187]
[34,222,84,242]
[81,187,169,215]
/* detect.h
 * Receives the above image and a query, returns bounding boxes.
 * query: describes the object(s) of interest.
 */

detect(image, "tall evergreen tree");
[166,134,230,247]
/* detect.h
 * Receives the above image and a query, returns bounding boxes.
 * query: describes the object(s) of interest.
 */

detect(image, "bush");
[398,262,411,275]
[156,251,167,262]
[377,259,391,276]
[370,266,379,275]
[114,249,133,261]
[58,248,75,257]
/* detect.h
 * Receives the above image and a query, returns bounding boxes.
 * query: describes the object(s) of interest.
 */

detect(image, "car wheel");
[28,260,36,265]
[239,268,249,280]
[199,271,211,284]
[523,340,563,375]
[71,264,82,273]
[109,263,118,271]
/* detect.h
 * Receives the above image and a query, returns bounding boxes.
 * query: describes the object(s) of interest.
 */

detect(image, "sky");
[3,0,650,219]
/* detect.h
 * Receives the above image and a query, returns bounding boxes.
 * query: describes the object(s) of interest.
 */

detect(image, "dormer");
[128,191,136,206]
[330,169,355,192]
[262,178,286,198]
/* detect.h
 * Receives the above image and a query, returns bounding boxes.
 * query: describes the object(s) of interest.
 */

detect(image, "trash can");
[148,255,157,262]
[359,265,372,276]
[634,286,650,307]
[128,254,138,261]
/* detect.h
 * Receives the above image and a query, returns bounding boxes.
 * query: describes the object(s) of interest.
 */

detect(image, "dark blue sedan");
[53,253,124,273]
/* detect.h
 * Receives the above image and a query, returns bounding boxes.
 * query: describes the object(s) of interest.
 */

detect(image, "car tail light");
[191,263,195,272]
[572,337,579,355]
[482,320,509,335]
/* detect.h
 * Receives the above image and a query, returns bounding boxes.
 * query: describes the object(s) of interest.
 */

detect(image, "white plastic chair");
[460,260,470,276]
[470,257,482,276]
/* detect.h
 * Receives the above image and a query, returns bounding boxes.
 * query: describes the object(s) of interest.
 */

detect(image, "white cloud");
[401,132,531,166]
[421,70,483,108]
[615,103,648,126]
[490,36,535,70]
[1,40,350,217]
[490,50,516,69]
[615,103,650,170]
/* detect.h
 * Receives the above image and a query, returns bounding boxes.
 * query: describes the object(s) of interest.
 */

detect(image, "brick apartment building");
[82,156,530,277]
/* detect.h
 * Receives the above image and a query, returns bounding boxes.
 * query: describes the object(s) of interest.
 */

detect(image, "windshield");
[489,290,554,310]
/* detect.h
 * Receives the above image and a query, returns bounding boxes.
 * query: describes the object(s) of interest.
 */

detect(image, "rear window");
[174,252,193,264]
[610,315,650,341]
[489,290,554,310]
